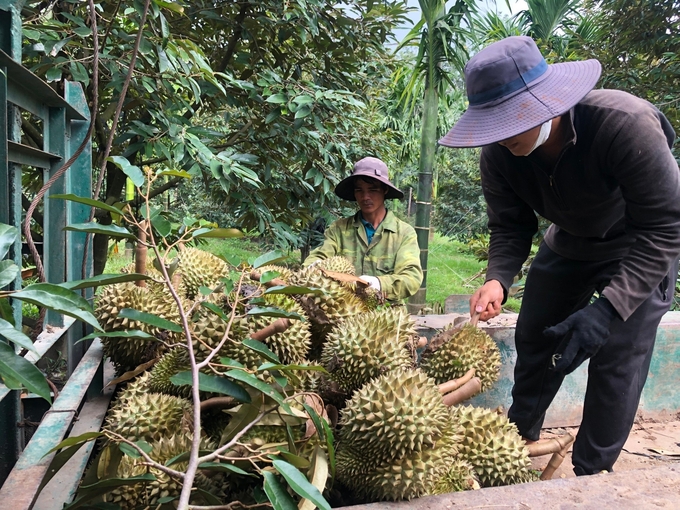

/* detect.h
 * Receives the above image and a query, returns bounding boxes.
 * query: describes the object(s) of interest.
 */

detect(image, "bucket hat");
[335,157,404,201]
[439,36,601,148]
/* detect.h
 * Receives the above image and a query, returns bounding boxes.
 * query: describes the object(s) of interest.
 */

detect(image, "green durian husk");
[147,347,192,397]
[177,247,229,300]
[452,405,537,487]
[339,368,449,461]
[315,255,356,275]
[431,458,481,493]
[320,307,417,394]
[420,323,501,391]
[105,434,227,509]
[337,423,460,502]
[95,282,183,374]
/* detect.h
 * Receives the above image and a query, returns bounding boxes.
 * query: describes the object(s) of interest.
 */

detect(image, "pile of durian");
[90,248,537,508]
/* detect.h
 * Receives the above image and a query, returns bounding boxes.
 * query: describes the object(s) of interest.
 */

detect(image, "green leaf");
[294,105,312,119]
[198,462,257,477]
[65,474,156,509]
[118,308,182,332]
[252,251,286,269]
[164,449,213,467]
[262,471,298,510]
[199,302,229,321]
[109,156,145,187]
[38,432,104,492]
[272,460,330,510]
[263,285,323,296]
[193,227,244,239]
[150,214,172,237]
[49,194,125,217]
[157,169,192,179]
[0,260,20,288]
[247,306,305,321]
[76,329,155,344]
[119,440,152,458]
[0,298,14,325]
[220,395,263,444]
[0,223,19,259]
[260,270,280,284]
[63,222,134,239]
[13,283,102,332]
[277,450,310,469]
[44,431,104,456]
[242,338,280,364]
[301,403,326,443]
[0,317,38,354]
[266,93,288,104]
[170,371,251,402]
[60,273,151,290]
[225,369,291,413]
[0,341,51,402]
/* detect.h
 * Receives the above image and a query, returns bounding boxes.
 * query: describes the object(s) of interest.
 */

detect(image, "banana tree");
[397,0,476,310]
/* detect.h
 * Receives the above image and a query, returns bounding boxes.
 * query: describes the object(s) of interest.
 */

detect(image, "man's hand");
[360,275,381,291]
[470,280,504,321]
[544,297,619,374]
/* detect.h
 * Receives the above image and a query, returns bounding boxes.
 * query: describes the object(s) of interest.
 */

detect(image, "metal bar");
[0,50,86,121]
[64,81,92,374]
[0,339,105,509]
[7,140,61,168]
[44,104,66,327]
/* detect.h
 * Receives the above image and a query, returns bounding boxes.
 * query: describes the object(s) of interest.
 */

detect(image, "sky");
[393,0,528,42]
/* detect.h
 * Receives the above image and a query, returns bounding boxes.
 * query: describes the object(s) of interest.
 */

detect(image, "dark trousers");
[507,244,677,475]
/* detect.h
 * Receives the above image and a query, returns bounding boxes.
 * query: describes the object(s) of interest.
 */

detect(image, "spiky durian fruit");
[104,388,192,443]
[431,459,480,494]
[339,369,449,460]
[177,247,229,300]
[337,424,459,502]
[320,307,417,394]
[420,323,501,391]
[257,264,294,283]
[452,405,536,487]
[105,434,227,509]
[95,282,182,374]
[315,256,356,275]
[147,347,191,397]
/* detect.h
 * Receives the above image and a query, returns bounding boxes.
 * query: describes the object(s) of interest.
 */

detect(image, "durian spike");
[540,447,570,481]
[250,270,286,288]
[442,377,482,406]
[200,396,236,413]
[250,318,291,341]
[135,220,148,287]
[438,368,476,394]
[526,433,575,458]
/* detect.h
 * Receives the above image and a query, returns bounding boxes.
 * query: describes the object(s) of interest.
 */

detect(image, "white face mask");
[521,119,552,156]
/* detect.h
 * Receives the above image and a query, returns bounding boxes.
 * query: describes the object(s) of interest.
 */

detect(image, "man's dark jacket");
[481,89,680,320]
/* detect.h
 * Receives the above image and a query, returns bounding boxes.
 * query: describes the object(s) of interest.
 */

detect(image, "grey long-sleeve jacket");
[481,89,680,320]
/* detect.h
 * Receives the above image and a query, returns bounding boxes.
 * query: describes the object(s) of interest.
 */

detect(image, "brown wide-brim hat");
[334,157,404,201]
[439,36,602,148]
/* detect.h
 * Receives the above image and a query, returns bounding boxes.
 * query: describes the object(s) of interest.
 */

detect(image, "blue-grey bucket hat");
[439,36,601,148]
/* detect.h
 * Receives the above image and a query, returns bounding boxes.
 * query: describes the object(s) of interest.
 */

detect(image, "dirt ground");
[531,416,680,478]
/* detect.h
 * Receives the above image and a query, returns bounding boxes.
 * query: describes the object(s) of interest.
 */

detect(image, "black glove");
[544,297,619,374]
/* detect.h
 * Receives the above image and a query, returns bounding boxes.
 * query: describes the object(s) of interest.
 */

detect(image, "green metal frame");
[0,1,101,500]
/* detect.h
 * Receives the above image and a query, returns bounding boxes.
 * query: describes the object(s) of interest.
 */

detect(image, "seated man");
[303,156,423,302]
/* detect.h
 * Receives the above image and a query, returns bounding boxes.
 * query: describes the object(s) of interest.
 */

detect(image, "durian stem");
[200,396,235,413]
[438,368,476,394]
[249,270,287,288]
[135,220,148,286]
[526,433,575,457]
[416,336,428,348]
[250,318,291,341]
[442,377,482,406]
[540,446,570,481]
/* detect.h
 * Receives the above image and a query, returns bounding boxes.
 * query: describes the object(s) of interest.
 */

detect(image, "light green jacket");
[303,211,423,301]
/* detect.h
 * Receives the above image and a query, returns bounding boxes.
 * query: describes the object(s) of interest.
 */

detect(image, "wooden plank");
[31,361,115,510]
[0,340,104,510]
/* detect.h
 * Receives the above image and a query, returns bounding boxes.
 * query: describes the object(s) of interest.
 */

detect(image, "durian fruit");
[339,368,449,460]
[320,307,417,394]
[337,423,459,502]
[104,388,192,443]
[105,434,227,509]
[315,255,356,275]
[147,347,192,397]
[95,282,183,374]
[431,459,480,494]
[452,405,537,487]
[420,323,501,391]
[257,264,294,283]
[177,247,229,300]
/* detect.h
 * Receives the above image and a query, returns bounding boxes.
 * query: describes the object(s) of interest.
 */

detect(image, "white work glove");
[360,275,381,291]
